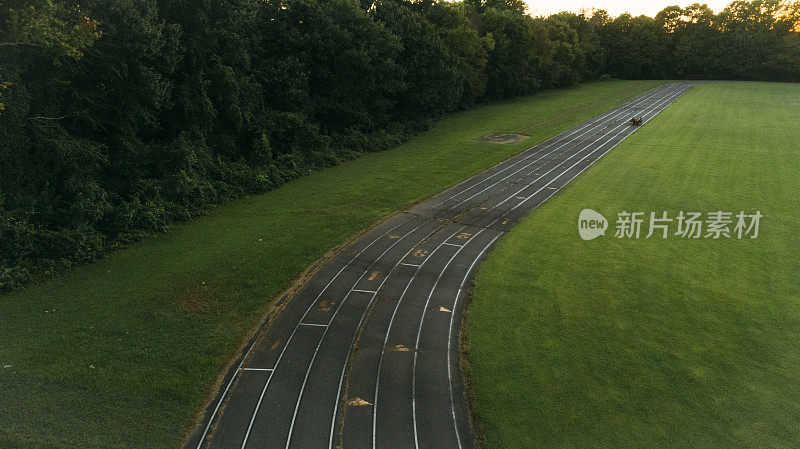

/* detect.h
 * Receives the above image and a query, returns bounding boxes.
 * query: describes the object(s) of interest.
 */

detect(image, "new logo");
[578,209,608,240]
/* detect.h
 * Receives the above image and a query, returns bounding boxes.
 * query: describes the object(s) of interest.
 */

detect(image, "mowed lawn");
[467,82,800,448]
[0,80,661,448]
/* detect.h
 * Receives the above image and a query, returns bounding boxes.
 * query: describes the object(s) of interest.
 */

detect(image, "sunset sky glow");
[526,0,733,17]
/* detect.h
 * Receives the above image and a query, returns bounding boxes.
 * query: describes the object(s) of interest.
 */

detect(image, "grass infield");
[466,82,800,448]
[0,80,661,448]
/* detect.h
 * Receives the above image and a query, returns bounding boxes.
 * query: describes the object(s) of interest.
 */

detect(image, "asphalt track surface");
[186,82,695,449]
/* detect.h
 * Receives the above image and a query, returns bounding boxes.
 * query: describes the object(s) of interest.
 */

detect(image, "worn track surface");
[186,82,695,449]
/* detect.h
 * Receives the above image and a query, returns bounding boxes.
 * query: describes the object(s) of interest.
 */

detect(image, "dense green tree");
[479,7,549,97]
[422,1,492,106]
[543,12,603,86]
[372,0,462,118]
[599,13,667,79]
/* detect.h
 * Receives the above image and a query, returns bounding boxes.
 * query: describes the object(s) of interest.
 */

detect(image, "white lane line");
[438,89,695,449]
[473,87,691,236]
[241,368,275,372]
[431,83,675,207]
[401,263,421,267]
[496,84,692,217]
[410,83,693,449]
[488,84,690,213]
[236,215,417,449]
[441,85,673,212]
[446,233,503,449]
[471,85,684,219]
[371,225,477,449]
[442,242,464,247]
[536,85,693,203]
[431,83,674,207]
[429,84,674,208]
[410,228,490,449]
[195,338,258,449]
[221,83,689,449]
[300,323,329,328]
[331,225,469,449]
[284,218,441,449]
[352,289,378,294]
[285,220,432,449]
[371,83,688,449]
[492,85,691,217]
[492,83,686,210]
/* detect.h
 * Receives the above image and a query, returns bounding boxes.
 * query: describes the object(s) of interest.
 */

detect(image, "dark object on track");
[629,117,643,126]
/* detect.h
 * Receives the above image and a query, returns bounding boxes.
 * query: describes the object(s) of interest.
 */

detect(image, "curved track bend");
[186,82,695,449]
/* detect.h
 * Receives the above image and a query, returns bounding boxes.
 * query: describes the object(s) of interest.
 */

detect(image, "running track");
[186,82,695,449]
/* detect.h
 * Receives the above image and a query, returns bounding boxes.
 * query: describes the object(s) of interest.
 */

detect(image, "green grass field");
[0,80,661,448]
[466,82,800,448]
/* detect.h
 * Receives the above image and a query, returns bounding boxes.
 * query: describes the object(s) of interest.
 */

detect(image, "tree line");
[0,0,798,291]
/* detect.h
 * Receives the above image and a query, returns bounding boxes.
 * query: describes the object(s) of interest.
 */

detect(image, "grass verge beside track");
[466,82,800,448]
[0,80,661,448]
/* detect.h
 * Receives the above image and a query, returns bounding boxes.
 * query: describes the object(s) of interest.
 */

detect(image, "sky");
[527,0,733,18]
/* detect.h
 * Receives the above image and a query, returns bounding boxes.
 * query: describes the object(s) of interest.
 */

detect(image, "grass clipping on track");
[0,80,661,448]
[466,82,800,448]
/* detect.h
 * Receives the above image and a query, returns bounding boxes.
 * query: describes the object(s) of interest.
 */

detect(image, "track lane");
[186,82,694,449]
[425,82,675,214]
[424,83,686,222]
[242,216,442,449]
[434,84,673,212]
